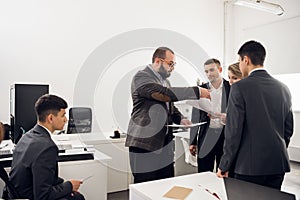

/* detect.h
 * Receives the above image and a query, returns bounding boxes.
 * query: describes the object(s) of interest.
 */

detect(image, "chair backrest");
[0,167,21,199]
[67,107,92,134]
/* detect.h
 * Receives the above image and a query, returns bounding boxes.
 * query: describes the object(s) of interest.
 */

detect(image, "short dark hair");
[152,47,174,63]
[35,94,68,122]
[204,58,221,68]
[238,40,266,66]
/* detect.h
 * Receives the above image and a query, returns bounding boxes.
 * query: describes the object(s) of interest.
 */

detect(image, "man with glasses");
[125,47,211,183]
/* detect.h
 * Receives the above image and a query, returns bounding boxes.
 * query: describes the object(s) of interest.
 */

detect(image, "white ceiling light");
[233,0,284,16]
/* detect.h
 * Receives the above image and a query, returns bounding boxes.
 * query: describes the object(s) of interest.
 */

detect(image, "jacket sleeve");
[190,107,200,145]
[32,146,72,200]
[284,108,294,147]
[172,105,183,125]
[133,71,200,102]
[219,84,245,172]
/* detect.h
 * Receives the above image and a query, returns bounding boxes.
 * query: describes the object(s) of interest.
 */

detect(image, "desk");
[52,132,132,193]
[129,172,296,200]
[0,139,111,200]
[130,172,227,200]
[59,150,111,200]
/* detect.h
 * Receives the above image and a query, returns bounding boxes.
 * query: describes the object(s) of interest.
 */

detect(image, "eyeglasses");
[160,59,176,68]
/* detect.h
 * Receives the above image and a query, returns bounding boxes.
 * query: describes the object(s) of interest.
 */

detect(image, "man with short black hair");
[10,94,85,200]
[217,40,294,190]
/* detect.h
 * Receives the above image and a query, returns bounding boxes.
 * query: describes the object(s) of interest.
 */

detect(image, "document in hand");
[185,99,214,114]
[185,89,223,118]
[167,122,207,128]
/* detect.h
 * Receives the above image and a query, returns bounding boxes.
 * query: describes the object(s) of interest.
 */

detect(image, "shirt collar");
[249,67,266,75]
[37,123,52,135]
[209,79,223,90]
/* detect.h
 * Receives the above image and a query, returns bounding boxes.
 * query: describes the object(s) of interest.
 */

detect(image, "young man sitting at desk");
[9,94,85,200]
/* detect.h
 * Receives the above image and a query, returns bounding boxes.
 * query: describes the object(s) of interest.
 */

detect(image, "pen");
[198,185,221,200]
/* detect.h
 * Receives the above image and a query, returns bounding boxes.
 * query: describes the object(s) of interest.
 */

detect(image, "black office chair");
[0,167,21,199]
[66,107,92,134]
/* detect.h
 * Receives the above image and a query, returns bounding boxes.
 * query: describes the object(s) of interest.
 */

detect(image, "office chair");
[66,107,92,134]
[0,167,21,199]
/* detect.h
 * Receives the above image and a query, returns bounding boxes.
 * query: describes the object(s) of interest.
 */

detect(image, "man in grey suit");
[217,40,294,190]
[125,47,211,183]
[10,94,85,200]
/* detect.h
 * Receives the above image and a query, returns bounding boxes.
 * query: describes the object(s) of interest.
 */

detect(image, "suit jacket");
[219,69,294,176]
[190,79,230,155]
[125,65,200,152]
[9,124,73,200]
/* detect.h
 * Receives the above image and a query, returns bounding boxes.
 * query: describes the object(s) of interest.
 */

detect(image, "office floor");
[282,161,300,200]
[107,161,300,200]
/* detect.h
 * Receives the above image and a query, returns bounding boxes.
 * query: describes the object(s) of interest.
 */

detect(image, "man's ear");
[219,67,223,73]
[154,57,161,65]
[244,55,251,65]
[46,114,53,124]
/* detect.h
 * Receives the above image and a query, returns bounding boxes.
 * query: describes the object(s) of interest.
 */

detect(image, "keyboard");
[0,149,12,159]
[57,144,72,151]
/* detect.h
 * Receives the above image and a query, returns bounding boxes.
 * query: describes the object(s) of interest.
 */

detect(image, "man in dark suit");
[125,47,211,183]
[9,94,85,200]
[189,58,230,173]
[217,40,294,190]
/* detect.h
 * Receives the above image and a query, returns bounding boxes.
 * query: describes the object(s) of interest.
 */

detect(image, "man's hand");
[216,168,228,178]
[180,118,192,126]
[70,180,83,192]
[199,87,211,100]
[189,145,197,156]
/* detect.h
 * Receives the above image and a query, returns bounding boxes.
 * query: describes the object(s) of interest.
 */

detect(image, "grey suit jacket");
[9,124,73,200]
[219,69,294,176]
[125,65,200,152]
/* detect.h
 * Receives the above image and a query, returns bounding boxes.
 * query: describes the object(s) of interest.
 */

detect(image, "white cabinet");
[78,132,132,193]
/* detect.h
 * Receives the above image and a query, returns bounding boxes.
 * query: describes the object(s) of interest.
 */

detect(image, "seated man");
[9,94,85,200]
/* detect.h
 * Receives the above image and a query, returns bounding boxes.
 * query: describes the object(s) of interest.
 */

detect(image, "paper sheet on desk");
[163,186,193,200]
[197,173,228,200]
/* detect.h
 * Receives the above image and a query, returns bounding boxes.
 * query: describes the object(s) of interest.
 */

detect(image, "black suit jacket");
[9,124,72,200]
[190,79,231,151]
[219,69,294,175]
[125,65,200,152]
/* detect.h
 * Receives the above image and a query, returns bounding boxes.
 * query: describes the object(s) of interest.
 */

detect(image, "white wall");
[225,0,300,159]
[225,0,300,75]
[0,0,225,132]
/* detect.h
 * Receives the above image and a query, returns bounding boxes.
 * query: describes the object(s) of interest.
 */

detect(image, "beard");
[158,64,171,79]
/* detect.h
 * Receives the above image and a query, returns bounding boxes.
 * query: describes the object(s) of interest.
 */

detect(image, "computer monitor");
[10,84,49,143]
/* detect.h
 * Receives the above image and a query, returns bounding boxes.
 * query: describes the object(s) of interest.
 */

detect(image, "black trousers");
[234,173,285,190]
[129,144,174,184]
[197,132,224,173]
[60,192,85,200]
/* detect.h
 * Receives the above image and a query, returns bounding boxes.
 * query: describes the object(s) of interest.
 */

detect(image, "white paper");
[167,122,207,128]
[82,175,93,182]
[185,99,213,114]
